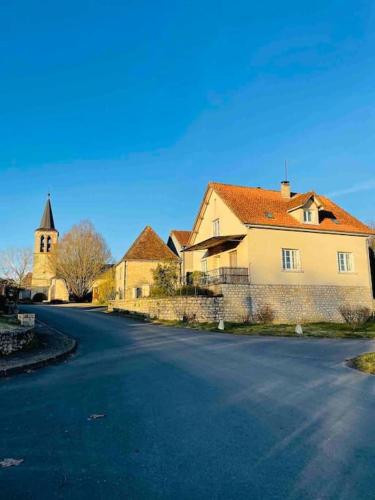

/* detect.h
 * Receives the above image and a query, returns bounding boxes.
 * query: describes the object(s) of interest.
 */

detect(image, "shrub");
[254,304,275,324]
[150,284,215,298]
[339,305,371,330]
[0,295,6,312]
[177,285,215,297]
[240,310,253,324]
[151,263,179,296]
[150,286,172,298]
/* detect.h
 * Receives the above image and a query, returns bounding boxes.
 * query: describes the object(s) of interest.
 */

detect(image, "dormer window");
[303,210,313,223]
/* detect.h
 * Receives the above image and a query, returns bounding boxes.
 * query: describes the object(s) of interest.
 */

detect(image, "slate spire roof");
[37,195,57,231]
[122,226,179,261]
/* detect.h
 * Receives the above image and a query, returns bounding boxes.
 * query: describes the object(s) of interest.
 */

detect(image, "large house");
[180,180,374,322]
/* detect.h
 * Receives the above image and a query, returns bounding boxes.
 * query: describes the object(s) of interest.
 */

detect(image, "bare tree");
[55,221,111,300]
[0,247,33,289]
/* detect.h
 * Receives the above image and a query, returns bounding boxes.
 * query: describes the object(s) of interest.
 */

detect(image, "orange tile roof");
[123,226,179,261]
[209,182,374,235]
[170,230,192,247]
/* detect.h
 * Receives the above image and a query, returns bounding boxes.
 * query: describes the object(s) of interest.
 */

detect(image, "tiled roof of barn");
[122,226,179,261]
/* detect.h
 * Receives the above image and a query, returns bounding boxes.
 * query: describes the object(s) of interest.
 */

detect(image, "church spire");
[37,194,56,231]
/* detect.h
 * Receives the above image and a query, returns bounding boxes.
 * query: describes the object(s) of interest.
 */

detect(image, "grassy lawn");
[152,318,375,339]
[351,352,375,374]
[0,315,20,326]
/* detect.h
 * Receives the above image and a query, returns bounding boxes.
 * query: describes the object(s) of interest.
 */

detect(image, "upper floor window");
[282,248,301,271]
[303,210,313,223]
[213,218,220,237]
[40,235,45,253]
[338,252,354,273]
[46,236,52,252]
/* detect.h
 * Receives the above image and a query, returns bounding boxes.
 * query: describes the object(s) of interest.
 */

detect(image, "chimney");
[281,180,291,199]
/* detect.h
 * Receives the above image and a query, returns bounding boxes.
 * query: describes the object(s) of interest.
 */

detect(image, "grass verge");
[350,352,375,374]
[152,319,375,339]
[109,310,375,339]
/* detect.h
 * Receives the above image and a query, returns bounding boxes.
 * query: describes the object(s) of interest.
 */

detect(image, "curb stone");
[0,322,77,377]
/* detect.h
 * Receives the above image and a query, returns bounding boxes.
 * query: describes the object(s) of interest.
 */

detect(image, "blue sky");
[1,0,375,260]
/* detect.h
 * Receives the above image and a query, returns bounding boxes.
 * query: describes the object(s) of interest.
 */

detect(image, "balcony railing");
[200,267,249,285]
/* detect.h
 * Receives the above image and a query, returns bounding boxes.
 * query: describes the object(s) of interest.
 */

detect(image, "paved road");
[1,306,375,500]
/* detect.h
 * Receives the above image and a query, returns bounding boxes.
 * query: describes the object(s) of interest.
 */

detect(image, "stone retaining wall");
[216,284,374,323]
[109,285,374,324]
[109,296,223,323]
[0,327,35,355]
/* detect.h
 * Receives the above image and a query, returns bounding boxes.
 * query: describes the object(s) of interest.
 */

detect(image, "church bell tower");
[31,195,59,299]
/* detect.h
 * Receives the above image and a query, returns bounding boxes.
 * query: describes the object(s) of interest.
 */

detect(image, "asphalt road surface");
[1,305,375,500]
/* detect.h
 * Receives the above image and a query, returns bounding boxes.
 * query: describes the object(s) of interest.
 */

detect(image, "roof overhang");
[183,234,246,252]
[246,223,373,237]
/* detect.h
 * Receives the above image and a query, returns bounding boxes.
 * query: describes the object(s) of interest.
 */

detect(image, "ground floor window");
[282,248,301,271]
[338,252,354,273]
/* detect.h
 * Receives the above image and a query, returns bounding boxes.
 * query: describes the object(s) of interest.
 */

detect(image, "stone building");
[115,226,179,300]
[30,196,68,302]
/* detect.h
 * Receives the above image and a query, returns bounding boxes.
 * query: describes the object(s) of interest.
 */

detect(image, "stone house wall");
[0,327,35,355]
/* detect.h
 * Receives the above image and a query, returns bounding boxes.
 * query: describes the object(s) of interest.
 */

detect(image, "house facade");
[115,226,179,300]
[167,230,192,283]
[182,181,374,323]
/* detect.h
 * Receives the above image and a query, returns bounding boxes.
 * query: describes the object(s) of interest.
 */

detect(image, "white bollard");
[295,324,303,335]
[218,319,225,331]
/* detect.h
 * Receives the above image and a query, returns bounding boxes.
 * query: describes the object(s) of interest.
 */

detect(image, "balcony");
[200,267,249,285]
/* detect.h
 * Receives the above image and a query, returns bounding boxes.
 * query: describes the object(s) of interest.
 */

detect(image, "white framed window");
[201,259,208,273]
[213,218,220,236]
[282,248,301,271]
[338,252,354,273]
[303,210,313,223]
